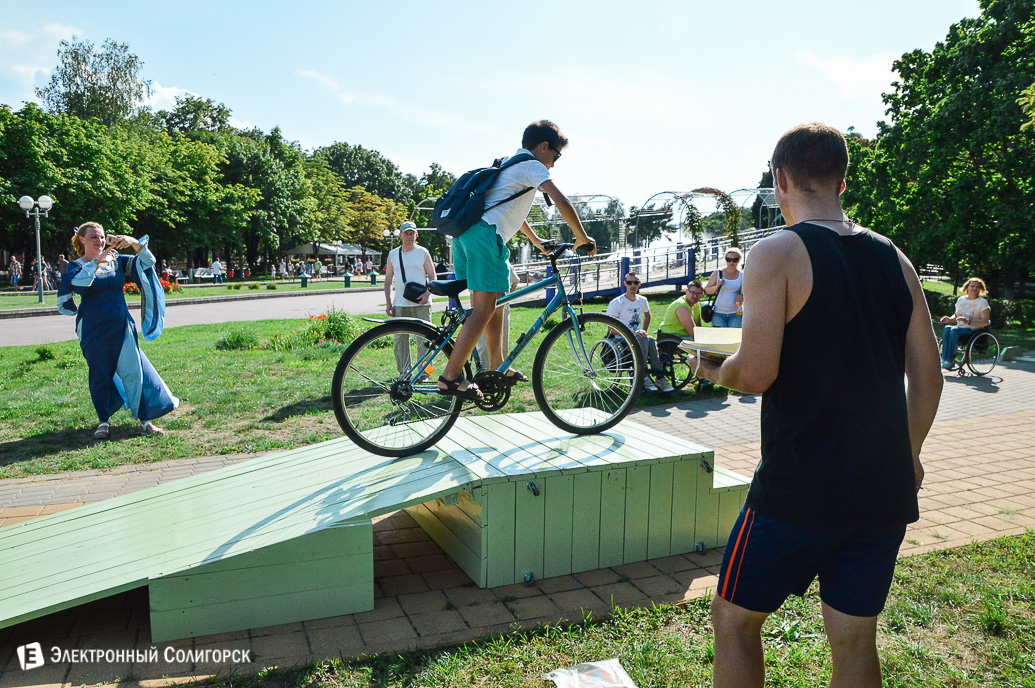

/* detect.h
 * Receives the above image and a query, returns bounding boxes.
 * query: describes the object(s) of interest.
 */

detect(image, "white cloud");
[295,69,492,134]
[229,117,254,130]
[0,23,80,100]
[145,83,197,111]
[793,50,897,103]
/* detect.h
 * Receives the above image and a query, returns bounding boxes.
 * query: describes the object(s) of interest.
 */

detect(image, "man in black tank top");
[691,124,944,688]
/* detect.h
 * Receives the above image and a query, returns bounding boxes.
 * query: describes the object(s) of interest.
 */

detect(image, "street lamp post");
[382,227,400,252]
[17,195,54,304]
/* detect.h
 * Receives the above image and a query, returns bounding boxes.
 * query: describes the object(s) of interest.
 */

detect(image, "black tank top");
[745,223,919,529]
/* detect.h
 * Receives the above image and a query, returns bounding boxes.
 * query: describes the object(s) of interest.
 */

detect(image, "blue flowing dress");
[57,236,179,424]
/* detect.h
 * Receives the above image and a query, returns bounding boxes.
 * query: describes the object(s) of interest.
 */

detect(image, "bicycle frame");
[399,262,595,390]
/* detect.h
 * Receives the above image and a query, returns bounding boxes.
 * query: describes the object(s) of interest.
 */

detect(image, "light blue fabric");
[713,312,743,328]
[941,325,976,364]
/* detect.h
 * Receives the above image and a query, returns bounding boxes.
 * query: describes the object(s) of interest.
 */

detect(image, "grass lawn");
[0,278,382,310]
[0,288,717,479]
[202,531,1034,687]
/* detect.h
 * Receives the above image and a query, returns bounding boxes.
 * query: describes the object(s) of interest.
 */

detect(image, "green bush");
[33,345,56,362]
[322,307,361,343]
[248,282,260,290]
[215,327,258,351]
[266,283,277,290]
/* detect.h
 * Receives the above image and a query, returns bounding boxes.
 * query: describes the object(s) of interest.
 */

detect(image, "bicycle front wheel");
[332,320,461,457]
[532,312,644,434]
[965,331,999,376]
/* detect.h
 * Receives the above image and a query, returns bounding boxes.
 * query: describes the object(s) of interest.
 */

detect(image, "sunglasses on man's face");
[625,280,640,285]
[688,290,704,297]
[549,146,562,162]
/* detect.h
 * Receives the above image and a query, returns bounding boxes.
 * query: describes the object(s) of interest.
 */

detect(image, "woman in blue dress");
[58,222,179,439]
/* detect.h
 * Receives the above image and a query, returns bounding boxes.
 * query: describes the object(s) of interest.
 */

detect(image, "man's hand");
[419,291,430,306]
[635,329,647,338]
[914,456,925,492]
[385,304,394,317]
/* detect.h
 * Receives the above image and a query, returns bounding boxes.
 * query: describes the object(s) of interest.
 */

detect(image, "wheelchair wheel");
[532,313,644,434]
[657,338,694,390]
[964,331,999,376]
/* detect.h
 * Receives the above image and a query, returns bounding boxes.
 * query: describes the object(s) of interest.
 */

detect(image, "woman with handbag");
[384,221,438,374]
[704,247,745,327]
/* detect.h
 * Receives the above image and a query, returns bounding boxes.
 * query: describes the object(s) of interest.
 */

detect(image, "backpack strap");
[396,246,406,283]
[483,152,542,213]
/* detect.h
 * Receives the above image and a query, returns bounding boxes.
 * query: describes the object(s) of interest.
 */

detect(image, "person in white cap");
[385,221,438,373]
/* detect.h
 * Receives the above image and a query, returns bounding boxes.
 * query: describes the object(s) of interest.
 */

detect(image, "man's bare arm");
[519,222,546,254]
[694,236,794,393]
[899,249,944,487]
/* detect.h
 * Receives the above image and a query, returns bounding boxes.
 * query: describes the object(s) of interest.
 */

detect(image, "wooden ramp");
[0,412,749,641]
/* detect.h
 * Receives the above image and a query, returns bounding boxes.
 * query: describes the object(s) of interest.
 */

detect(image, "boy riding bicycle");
[437,120,596,400]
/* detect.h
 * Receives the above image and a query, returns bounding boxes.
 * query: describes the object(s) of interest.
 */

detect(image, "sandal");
[437,374,483,400]
[140,421,165,437]
[93,422,110,440]
[504,368,529,384]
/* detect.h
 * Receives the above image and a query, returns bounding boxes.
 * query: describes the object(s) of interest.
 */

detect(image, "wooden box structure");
[0,412,749,641]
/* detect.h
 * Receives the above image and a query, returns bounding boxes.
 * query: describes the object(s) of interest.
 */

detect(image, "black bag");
[701,301,714,323]
[396,247,428,303]
[431,153,536,237]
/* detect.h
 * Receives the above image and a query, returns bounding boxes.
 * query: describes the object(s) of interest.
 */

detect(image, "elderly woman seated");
[939,277,991,370]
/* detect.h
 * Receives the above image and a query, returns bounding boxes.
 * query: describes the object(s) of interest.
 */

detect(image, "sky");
[0,0,981,215]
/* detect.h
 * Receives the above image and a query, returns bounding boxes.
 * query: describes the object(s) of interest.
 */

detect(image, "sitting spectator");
[606,271,674,393]
[658,279,705,340]
[939,277,991,370]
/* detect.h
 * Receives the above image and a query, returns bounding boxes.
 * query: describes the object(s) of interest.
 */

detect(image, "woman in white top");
[939,277,992,369]
[704,246,745,328]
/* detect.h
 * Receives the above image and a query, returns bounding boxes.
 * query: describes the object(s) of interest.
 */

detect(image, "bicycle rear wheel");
[332,320,461,457]
[965,331,999,376]
[532,312,644,434]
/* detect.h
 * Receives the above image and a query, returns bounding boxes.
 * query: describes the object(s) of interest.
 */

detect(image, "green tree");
[857,0,1035,297]
[158,95,231,135]
[35,37,152,127]
[314,141,408,202]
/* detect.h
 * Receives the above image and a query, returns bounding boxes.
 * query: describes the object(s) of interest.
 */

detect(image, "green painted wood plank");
[571,471,602,573]
[712,466,752,491]
[483,482,516,588]
[405,503,482,584]
[623,465,651,564]
[647,462,674,560]
[470,414,595,476]
[695,461,721,549]
[150,578,373,642]
[598,469,627,568]
[717,491,746,541]
[513,472,546,584]
[416,495,483,556]
[670,459,698,554]
[543,474,575,579]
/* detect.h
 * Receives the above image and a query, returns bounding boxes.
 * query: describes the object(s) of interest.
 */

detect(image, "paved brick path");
[1,360,1033,687]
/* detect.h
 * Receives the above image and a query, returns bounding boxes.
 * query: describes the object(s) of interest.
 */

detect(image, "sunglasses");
[625,280,640,285]
[726,257,740,262]
[549,146,562,161]
[688,290,704,297]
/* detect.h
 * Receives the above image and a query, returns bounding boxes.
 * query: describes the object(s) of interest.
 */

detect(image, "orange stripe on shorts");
[721,507,752,599]
[729,508,756,602]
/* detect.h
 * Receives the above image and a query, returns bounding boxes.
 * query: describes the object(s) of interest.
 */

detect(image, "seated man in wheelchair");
[938,277,991,370]
[606,271,673,393]
[657,279,706,341]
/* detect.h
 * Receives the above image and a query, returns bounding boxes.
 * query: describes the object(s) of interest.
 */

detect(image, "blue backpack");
[432,153,537,237]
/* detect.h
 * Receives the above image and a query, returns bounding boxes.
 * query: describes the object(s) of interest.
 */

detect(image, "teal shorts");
[453,220,510,293]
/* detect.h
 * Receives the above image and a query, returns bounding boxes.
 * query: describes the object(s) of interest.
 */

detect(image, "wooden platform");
[0,412,749,641]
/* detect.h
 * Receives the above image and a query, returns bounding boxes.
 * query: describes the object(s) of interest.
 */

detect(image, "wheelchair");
[656,331,696,390]
[941,326,1000,377]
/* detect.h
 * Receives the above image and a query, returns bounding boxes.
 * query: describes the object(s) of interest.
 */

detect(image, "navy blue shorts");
[717,506,906,617]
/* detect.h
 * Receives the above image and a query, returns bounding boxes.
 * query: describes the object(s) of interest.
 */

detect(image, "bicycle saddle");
[427,279,468,298]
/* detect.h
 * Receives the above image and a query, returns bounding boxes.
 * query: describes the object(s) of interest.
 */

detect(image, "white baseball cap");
[400,221,418,233]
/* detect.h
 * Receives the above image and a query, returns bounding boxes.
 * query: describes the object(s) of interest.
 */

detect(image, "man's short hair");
[522,120,568,151]
[771,122,849,194]
[625,271,641,283]
[687,279,704,291]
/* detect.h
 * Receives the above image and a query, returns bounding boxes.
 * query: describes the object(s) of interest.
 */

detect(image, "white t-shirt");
[607,294,651,332]
[481,148,552,242]
[211,260,222,275]
[955,295,990,325]
[389,245,431,306]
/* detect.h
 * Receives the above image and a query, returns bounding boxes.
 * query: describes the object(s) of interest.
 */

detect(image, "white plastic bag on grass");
[544,658,639,688]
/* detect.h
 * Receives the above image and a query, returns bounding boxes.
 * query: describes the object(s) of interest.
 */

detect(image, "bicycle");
[331,242,645,457]
[941,326,1000,377]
